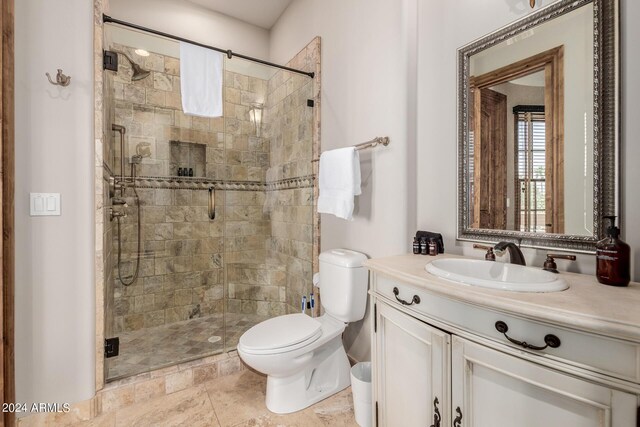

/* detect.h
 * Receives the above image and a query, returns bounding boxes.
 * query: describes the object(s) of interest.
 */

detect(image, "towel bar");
[311,136,390,162]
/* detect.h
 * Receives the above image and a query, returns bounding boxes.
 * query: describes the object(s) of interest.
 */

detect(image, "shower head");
[117,51,151,81]
[130,62,151,81]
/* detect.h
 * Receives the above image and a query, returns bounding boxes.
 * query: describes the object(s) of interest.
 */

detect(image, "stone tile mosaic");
[107,312,268,381]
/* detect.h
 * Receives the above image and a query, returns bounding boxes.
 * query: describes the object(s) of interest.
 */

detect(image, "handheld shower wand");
[112,123,142,286]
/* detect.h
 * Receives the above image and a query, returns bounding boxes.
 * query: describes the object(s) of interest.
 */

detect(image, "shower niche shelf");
[169,139,206,178]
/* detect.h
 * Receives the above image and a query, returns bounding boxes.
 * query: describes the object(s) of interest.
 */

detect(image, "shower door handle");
[208,187,215,220]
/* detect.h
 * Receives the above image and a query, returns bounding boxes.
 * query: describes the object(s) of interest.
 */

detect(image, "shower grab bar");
[310,136,390,162]
[112,124,127,196]
[208,187,215,220]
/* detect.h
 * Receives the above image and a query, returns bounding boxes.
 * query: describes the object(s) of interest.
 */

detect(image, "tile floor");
[82,369,359,426]
[107,313,270,380]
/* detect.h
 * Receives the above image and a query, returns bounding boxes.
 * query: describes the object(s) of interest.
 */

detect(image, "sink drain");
[208,336,222,344]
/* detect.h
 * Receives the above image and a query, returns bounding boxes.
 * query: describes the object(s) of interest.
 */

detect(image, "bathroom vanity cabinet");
[366,255,640,427]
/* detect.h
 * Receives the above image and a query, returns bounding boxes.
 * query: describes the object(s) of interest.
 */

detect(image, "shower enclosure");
[102,24,318,381]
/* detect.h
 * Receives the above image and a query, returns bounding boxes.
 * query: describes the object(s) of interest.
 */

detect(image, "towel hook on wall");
[46,69,71,87]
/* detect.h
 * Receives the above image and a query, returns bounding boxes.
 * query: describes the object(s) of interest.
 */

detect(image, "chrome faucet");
[494,241,526,266]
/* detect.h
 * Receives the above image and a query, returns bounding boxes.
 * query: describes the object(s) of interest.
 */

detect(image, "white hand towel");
[180,42,223,117]
[317,147,361,221]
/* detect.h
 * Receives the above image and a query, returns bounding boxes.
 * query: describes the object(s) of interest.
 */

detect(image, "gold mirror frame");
[457,0,619,253]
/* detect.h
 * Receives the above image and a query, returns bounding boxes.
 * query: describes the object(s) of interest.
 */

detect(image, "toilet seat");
[239,313,323,355]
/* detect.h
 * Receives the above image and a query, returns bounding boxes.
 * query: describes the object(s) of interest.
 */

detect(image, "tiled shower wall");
[105,39,320,334]
[265,38,320,314]
[110,43,227,180]
[222,71,288,318]
[224,190,287,317]
[113,186,226,333]
[107,44,289,332]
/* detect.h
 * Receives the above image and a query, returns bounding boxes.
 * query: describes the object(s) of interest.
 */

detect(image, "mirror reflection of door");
[469,46,564,233]
[470,88,507,229]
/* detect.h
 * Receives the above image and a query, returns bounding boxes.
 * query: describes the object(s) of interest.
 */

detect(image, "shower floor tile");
[106,312,269,381]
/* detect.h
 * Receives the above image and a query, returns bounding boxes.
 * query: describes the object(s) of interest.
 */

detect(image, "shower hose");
[116,162,142,286]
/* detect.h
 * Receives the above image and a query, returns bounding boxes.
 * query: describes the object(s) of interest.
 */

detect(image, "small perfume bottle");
[188,168,194,177]
[428,239,437,256]
[412,237,420,254]
[420,238,428,255]
[177,167,183,176]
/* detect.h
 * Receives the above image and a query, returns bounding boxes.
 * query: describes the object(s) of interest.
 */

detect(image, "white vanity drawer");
[374,274,640,384]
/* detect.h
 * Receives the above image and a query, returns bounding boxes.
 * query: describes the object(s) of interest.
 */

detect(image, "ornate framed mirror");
[457,0,619,252]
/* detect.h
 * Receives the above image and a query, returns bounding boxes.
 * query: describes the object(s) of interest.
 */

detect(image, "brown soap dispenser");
[596,216,630,287]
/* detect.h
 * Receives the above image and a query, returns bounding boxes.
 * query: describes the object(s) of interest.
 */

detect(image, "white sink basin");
[425,258,568,293]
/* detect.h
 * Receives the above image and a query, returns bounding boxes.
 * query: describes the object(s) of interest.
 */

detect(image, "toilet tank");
[319,249,369,323]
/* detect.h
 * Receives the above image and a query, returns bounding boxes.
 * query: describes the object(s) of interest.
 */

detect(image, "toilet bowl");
[238,249,369,414]
[238,313,351,413]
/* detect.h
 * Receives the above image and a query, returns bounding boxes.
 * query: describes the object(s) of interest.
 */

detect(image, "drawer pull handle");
[393,287,420,305]
[495,321,561,351]
[453,407,463,427]
[429,397,441,427]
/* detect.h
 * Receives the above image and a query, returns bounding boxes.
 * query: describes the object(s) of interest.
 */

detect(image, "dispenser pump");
[604,215,620,238]
[596,215,630,287]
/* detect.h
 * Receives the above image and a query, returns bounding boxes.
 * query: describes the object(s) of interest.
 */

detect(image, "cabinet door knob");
[392,287,421,305]
[453,407,463,427]
[495,321,561,351]
[429,397,441,427]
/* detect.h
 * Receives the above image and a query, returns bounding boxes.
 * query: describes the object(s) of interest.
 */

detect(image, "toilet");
[237,249,369,414]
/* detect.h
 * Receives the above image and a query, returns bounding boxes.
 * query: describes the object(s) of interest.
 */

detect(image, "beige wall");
[15,0,96,408]
[109,0,270,60]
[620,0,640,282]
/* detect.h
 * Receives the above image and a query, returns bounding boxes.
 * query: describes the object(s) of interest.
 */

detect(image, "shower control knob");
[109,208,127,221]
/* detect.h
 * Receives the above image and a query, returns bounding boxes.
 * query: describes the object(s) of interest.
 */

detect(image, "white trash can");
[350,362,372,427]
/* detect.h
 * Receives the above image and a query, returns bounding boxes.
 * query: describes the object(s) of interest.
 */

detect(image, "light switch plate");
[30,193,61,216]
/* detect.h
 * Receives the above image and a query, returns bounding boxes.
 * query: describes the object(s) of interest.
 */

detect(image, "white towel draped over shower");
[179,41,223,117]
[317,147,362,221]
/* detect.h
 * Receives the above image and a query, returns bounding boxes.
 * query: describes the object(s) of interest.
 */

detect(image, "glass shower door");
[103,23,316,381]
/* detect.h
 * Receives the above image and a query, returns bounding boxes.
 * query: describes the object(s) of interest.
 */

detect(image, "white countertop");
[364,253,640,343]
